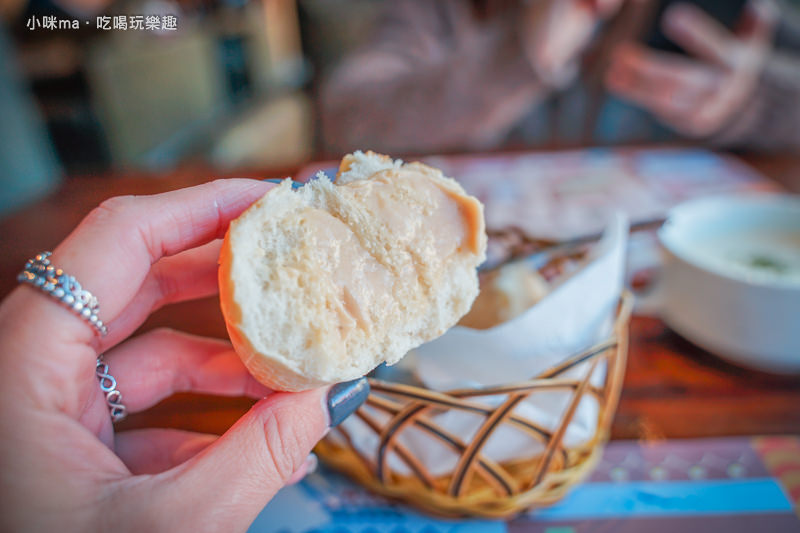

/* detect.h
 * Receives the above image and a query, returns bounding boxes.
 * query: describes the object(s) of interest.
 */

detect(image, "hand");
[606,0,777,137]
[0,179,368,532]
[520,0,624,87]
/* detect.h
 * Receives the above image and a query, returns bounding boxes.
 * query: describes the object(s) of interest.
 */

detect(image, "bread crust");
[219,226,328,391]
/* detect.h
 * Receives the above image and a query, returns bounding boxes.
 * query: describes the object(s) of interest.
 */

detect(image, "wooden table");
[1,152,799,440]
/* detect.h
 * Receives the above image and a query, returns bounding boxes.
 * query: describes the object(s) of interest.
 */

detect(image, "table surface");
[252,435,800,531]
[1,150,799,440]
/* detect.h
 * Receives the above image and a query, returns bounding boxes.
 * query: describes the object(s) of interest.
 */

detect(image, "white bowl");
[658,194,800,373]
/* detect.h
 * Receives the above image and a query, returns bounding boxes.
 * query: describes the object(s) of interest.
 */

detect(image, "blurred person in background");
[320,0,800,155]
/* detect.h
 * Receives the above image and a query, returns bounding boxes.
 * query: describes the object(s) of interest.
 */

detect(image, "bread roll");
[219,151,487,391]
[459,262,550,330]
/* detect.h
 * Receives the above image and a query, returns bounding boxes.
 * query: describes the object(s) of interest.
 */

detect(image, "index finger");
[662,2,735,66]
[47,179,273,338]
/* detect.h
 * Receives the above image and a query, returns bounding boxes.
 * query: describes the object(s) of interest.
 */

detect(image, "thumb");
[738,0,777,44]
[151,378,369,532]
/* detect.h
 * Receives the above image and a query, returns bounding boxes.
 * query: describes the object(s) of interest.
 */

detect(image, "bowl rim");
[658,193,800,290]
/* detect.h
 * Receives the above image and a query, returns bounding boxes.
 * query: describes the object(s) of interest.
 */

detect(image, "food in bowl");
[658,194,800,373]
[683,229,800,286]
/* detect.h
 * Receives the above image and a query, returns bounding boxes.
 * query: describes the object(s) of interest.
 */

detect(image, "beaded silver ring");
[17,251,108,336]
[18,251,126,422]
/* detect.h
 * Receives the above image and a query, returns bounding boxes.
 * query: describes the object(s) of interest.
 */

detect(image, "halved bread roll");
[219,151,487,391]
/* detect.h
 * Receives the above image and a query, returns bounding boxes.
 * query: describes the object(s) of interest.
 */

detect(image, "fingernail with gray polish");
[327,378,369,427]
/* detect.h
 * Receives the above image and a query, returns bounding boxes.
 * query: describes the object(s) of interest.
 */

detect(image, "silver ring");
[96,355,127,423]
[17,253,123,422]
[17,251,108,336]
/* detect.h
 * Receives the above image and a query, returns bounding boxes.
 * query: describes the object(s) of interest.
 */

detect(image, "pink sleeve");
[319,0,544,154]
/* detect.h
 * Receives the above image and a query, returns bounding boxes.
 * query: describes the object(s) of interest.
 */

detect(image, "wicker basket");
[316,291,633,518]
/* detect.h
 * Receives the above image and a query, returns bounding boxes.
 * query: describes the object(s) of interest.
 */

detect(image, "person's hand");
[606,0,777,138]
[0,179,368,532]
[520,0,625,87]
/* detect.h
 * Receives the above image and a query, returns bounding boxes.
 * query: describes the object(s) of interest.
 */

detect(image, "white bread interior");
[220,151,487,391]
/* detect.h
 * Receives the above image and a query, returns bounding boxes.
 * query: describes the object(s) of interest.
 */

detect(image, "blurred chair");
[85,0,310,171]
[85,27,227,169]
[210,92,312,168]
